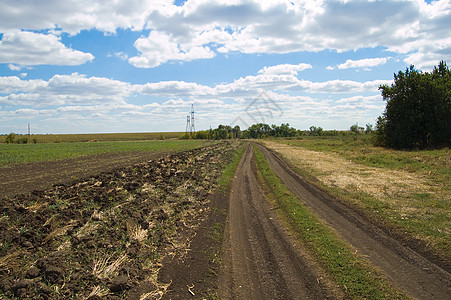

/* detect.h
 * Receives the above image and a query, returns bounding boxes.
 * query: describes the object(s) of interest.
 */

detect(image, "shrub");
[5,133,15,144]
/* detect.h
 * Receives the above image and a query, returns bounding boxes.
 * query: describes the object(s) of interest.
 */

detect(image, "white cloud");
[1,0,449,69]
[0,73,131,106]
[0,31,94,66]
[8,64,22,71]
[336,58,389,70]
[136,0,450,68]
[0,76,47,93]
[258,63,312,75]
[0,0,172,35]
[129,30,215,68]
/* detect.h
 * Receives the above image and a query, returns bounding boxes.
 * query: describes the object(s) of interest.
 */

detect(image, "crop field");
[0,140,211,167]
[1,132,183,144]
[0,141,241,299]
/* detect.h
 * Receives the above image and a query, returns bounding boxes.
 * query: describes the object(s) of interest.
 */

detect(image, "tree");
[365,124,373,134]
[5,133,16,144]
[350,124,364,134]
[375,61,451,148]
[309,126,323,136]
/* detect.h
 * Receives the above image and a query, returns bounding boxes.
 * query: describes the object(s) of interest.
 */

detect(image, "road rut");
[258,143,450,299]
[219,144,334,299]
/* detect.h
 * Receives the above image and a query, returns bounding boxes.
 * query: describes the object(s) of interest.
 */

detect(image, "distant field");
[0,140,211,167]
[0,132,183,143]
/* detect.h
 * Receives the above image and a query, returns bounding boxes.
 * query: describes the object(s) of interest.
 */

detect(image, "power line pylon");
[185,104,195,135]
[190,104,195,134]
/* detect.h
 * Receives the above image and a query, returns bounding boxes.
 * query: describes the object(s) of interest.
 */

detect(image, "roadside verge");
[253,143,410,299]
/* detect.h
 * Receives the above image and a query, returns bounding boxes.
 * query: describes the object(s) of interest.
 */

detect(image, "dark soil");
[0,151,174,199]
[0,141,240,299]
[158,190,229,299]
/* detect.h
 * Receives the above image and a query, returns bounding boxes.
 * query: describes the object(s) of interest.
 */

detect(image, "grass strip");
[252,144,409,299]
[217,142,247,192]
[0,140,212,167]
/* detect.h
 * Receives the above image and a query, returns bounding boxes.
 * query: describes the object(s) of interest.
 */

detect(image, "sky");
[0,0,450,134]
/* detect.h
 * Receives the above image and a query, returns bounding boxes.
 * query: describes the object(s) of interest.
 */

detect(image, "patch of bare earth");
[0,142,239,299]
[0,151,174,199]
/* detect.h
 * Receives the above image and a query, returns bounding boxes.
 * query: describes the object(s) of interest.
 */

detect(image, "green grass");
[0,140,212,167]
[253,144,409,299]
[217,142,246,193]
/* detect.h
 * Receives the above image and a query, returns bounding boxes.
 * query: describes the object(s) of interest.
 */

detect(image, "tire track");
[219,144,334,299]
[258,143,450,300]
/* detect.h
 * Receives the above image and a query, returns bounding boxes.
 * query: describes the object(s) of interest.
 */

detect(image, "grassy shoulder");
[264,137,450,260]
[252,144,409,299]
[0,140,212,167]
[217,141,247,192]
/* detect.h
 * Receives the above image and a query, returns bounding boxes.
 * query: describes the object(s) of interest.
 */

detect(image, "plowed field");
[0,142,239,299]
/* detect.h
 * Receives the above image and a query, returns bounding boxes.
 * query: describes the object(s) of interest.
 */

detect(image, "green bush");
[5,133,16,144]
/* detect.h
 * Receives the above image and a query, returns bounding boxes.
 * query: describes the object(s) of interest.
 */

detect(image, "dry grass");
[92,252,127,280]
[0,251,23,271]
[127,220,148,243]
[138,281,171,300]
[84,285,110,299]
[43,220,78,243]
[24,201,48,212]
[263,140,448,208]
[263,140,450,255]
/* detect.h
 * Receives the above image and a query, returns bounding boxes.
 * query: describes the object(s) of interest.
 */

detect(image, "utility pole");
[28,123,30,136]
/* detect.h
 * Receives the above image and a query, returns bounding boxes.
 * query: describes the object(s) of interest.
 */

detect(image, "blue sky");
[0,0,449,134]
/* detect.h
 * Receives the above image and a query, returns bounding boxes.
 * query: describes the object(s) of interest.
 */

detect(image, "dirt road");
[219,144,334,299]
[257,144,450,299]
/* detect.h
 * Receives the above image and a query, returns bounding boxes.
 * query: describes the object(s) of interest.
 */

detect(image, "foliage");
[365,124,374,134]
[350,124,364,134]
[4,133,29,144]
[5,133,16,144]
[308,126,323,136]
[375,61,451,149]
[188,125,241,140]
[189,123,297,139]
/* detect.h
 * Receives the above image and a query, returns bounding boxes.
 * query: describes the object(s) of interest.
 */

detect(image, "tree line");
[181,122,373,140]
